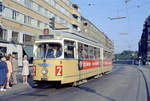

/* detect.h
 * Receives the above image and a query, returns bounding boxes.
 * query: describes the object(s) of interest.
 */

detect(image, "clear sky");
[71,0,150,53]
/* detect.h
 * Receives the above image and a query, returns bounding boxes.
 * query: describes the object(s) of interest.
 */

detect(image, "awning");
[23,45,33,58]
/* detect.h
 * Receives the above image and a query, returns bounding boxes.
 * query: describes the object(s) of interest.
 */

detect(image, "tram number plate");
[41,78,48,81]
[56,66,62,76]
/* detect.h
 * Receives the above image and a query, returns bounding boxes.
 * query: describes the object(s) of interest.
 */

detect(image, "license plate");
[41,78,48,81]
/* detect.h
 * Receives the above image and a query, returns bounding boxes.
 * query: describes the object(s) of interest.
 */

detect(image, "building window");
[32,2,38,11]
[0,29,7,41]
[72,4,78,10]
[23,34,33,44]
[27,16,31,24]
[24,16,32,24]
[72,14,78,19]
[12,31,19,43]
[0,46,7,56]
[24,15,27,23]
[37,20,41,28]
[38,5,42,12]
[83,22,88,26]
[3,7,12,18]
[16,0,24,4]
[12,10,17,20]
[72,24,78,30]
[24,0,32,8]
[0,2,2,12]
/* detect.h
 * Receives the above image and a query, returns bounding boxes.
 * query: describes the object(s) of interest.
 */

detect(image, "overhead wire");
[118,1,150,12]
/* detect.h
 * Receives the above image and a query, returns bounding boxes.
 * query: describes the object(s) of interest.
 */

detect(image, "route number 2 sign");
[56,66,62,76]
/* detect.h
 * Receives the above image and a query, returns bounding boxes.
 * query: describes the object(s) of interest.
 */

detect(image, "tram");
[33,31,113,86]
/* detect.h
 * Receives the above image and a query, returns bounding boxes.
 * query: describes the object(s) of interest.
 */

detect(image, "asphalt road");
[0,64,149,101]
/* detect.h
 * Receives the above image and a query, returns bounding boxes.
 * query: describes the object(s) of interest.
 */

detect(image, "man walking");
[11,54,18,85]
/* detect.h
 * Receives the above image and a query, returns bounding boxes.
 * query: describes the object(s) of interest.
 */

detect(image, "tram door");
[64,40,78,81]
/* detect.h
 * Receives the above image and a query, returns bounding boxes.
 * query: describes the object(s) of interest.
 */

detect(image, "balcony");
[72,4,79,10]
[72,14,78,20]
[71,19,81,27]
[72,9,80,17]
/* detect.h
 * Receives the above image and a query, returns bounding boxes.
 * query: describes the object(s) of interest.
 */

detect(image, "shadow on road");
[76,86,116,101]
[113,60,132,65]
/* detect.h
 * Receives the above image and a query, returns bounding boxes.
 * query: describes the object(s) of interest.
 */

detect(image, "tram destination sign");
[39,35,54,39]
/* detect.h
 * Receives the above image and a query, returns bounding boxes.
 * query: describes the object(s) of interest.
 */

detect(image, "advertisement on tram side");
[103,60,112,67]
[79,60,100,70]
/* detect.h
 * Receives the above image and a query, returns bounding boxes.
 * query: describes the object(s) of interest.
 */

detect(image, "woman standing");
[0,56,8,91]
[6,56,12,88]
[22,55,29,84]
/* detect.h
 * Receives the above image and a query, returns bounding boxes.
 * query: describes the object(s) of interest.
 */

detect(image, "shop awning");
[24,45,33,58]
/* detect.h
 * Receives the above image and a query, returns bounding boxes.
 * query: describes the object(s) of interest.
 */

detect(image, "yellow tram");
[33,31,113,86]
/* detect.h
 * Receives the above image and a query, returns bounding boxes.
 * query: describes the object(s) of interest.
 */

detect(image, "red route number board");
[56,66,63,76]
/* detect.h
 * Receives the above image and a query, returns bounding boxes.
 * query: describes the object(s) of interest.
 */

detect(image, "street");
[0,63,150,101]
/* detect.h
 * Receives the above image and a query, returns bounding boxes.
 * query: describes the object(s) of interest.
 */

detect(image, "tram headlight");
[42,68,48,74]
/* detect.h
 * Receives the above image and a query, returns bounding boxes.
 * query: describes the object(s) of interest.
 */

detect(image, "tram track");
[132,66,150,101]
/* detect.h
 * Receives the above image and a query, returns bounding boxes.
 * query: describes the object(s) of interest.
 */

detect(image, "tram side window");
[84,44,89,59]
[78,43,84,59]
[78,43,89,59]
[89,46,94,59]
[94,48,100,59]
[97,48,100,59]
[108,52,112,59]
[94,47,97,59]
[104,51,112,59]
[104,51,108,59]
[64,40,75,58]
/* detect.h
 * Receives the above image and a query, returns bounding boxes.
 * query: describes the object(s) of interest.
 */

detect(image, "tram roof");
[36,30,112,51]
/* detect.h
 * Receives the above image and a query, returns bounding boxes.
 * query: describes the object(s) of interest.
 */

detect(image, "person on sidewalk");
[6,55,12,88]
[0,56,8,92]
[22,55,29,84]
[11,54,18,85]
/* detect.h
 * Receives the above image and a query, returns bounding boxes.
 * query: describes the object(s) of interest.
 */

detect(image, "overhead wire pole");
[125,0,130,36]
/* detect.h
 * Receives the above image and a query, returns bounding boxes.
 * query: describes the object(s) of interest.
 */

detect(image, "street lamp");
[108,16,126,20]
[125,0,132,4]
[88,3,95,6]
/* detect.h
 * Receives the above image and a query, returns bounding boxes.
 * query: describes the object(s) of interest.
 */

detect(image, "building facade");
[0,0,81,66]
[138,15,150,65]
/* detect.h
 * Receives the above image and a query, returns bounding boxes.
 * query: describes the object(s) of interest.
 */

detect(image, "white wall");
[0,43,23,66]
[7,44,23,66]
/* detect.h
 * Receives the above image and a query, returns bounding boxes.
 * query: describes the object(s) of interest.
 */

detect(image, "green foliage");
[115,50,138,60]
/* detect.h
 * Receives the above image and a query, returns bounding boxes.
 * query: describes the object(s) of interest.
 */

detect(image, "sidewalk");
[0,67,34,97]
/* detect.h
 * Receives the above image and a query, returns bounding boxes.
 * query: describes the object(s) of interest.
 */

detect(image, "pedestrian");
[0,55,8,91]
[11,54,18,85]
[6,56,12,88]
[22,55,29,84]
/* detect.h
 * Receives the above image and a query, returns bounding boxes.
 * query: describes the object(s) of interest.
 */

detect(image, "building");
[81,17,114,60]
[0,0,81,66]
[138,15,150,65]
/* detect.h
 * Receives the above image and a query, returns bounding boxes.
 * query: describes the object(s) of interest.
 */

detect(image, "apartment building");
[138,15,150,65]
[0,0,81,66]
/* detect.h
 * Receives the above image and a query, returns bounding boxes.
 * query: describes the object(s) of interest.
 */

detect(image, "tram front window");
[36,43,62,59]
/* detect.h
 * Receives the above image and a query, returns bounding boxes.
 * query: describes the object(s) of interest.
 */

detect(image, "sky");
[71,0,150,53]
